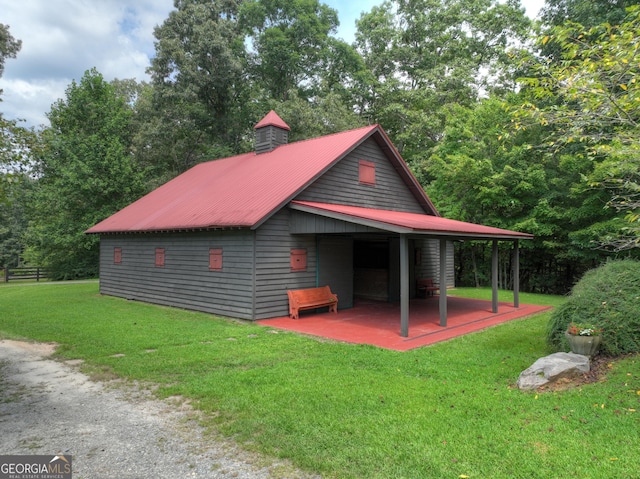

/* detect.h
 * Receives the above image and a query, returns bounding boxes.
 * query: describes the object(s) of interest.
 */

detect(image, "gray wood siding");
[254,209,317,319]
[318,236,354,309]
[414,238,455,289]
[99,231,255,319]
[290,210,385,234]
[296,138,426,213]
[255,125,288,154]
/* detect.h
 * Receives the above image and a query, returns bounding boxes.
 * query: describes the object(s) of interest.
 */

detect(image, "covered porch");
[258,295,550,351]
[289,201,535,338]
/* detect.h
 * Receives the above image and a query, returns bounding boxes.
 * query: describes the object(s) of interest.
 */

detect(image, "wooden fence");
[3,266,49,282]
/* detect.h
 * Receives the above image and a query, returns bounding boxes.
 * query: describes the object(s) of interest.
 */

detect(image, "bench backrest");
[417,278,434,288]
[288,286,334,304]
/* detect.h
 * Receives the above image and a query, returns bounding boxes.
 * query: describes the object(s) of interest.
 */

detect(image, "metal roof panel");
[86,125,381,234]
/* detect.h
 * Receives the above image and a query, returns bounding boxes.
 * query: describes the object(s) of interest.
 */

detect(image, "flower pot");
[565,332,602,356]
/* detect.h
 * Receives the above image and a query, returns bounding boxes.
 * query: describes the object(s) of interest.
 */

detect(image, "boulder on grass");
[517,352,590,390]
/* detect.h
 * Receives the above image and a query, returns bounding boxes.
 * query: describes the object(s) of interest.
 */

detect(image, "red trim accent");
[290,249,307,271]
[209,248,223,271]
[359,160,376,185]
[114,247,122,265]
[155,248,165,267]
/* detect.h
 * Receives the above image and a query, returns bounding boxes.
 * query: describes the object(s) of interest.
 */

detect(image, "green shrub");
[547,259,640,355]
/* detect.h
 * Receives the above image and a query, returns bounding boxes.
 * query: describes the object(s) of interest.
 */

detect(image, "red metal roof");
[290,201,533,239]
[254,110,291,131]
[87,124,412,234]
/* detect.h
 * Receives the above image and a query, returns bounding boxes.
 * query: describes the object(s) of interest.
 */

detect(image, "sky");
[0,0,545,128]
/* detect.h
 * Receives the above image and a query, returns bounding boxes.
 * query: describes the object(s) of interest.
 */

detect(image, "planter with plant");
[565,322,603,356]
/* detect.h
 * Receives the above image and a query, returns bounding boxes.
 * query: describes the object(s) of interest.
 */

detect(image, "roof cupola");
[254,110,290,154]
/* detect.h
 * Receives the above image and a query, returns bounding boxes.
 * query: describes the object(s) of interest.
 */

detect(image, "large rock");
[517,352,591,390]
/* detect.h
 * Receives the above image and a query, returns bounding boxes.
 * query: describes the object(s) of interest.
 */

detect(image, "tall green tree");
[240,0,342,101]
[0,23,29,269]
[540,0,639,28]
[427,96,619,293]
[0,117,36,269]
[354,0,532,171]
[0,23,21,98]
[518,7,640,252]
[146,0,248,176]
[24,69,145,278]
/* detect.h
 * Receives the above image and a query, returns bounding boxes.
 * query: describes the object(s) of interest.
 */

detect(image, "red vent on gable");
[290,249,307,271]
[114,247,122,265]
[359,160,376,185]
[209,248,223,271]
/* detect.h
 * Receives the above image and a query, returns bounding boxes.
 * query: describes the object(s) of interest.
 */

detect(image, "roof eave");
[289,202,533,240]
[86,225,251,235]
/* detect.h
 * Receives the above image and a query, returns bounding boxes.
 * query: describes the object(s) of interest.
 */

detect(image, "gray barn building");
[87,111,531,335]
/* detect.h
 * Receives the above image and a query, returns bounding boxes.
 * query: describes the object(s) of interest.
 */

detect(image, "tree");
[425,92,621,293]
[24,69,145,278]
[147,0,249,174]
[0,117,36,269]
[540,0,639,28]
[353,0,532,170]
[0,23,29,269]
[518,7,640,252]
[0,23,21,97]
[240,0,342,101]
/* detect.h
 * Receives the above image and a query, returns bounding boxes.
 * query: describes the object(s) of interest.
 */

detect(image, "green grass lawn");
[1,283,639,478]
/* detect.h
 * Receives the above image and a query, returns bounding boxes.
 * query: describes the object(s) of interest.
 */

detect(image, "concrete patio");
[258,295,550,351]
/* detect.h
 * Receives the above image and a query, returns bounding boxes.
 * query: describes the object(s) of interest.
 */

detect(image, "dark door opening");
[353,239,390,301]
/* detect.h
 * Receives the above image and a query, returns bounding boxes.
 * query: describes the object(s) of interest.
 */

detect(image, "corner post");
[439,238,447,327]
[492,239,499,313]
[513,240,520,308]
[400,234,409,337]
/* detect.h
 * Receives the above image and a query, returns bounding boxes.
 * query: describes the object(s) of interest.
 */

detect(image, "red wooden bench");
[287,286,338,319]
[416,278,439,297]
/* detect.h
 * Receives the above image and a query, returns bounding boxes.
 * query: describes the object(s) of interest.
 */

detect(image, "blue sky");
[0,0,543,128]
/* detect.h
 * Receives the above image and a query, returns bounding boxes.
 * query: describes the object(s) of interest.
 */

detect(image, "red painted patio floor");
[258,296,550,351]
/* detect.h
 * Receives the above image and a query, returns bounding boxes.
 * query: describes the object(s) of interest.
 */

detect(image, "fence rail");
[3,266,49,282]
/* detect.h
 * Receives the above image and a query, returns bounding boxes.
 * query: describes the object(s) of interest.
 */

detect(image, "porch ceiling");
[289,201,533,241]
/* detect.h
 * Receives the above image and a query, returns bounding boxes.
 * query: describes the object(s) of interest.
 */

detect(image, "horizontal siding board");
[414,238,455,288]
[253,209,317,319]
[296,138,426,213]
[99,231,255,319]
[290,210,385,234]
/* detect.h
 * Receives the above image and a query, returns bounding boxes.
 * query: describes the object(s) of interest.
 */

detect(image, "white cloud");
[0,0,173,127]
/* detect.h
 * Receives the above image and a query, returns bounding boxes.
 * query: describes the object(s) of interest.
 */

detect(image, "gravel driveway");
[0,340,317,479]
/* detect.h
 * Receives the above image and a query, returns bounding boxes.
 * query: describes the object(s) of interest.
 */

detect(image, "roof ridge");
[283,124,378,147]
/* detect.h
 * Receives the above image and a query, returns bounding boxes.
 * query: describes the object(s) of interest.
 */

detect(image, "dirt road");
[0,340,315,479]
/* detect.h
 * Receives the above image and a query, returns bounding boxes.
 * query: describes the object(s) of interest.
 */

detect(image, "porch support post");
[400,234,409,337]
[439,238,447,327]
[513,240,520,308]
[492,239,499,313]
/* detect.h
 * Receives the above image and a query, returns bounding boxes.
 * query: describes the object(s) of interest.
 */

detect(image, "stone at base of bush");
[517,352,590,390]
